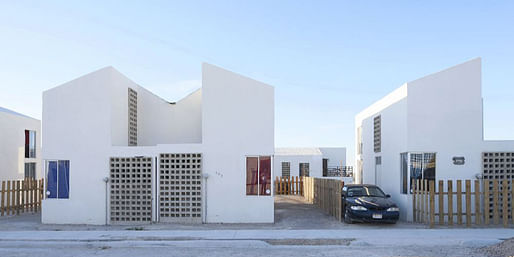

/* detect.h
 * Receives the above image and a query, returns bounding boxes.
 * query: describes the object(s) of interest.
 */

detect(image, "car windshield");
[347,186,386,197]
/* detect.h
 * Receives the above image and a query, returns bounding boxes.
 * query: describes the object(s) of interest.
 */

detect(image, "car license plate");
[372,213,382,219]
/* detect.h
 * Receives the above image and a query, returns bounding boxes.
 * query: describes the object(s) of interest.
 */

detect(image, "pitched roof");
[275,147,323,156]
[0,106,37,120]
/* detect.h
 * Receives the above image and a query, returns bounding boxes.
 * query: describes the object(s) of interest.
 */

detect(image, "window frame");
[245,155,273,196]
[299,163,310,177]
[24,162,36,179]
[45,160,70,199]
[281,162,290,177]
[24,130,36,158]
[400,152,436,194]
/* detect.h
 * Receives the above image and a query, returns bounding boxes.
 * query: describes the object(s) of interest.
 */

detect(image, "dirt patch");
[263,238,354,246]
[480,238,514,257]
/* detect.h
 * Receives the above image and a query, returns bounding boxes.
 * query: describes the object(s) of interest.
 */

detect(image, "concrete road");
[0,229,511,257]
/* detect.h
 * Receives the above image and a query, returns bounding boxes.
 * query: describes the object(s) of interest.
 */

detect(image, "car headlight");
[387,207,399,212]
[350,205,367,211]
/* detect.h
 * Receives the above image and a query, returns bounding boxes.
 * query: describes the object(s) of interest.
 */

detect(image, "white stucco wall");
[274,154,323,178]
[354,58,513,221]
[273,147,347,178]
[319,147,347,167]
[0,110,41,181]
[202,63,275,223]
[406,58,484,181]
[42,67,113,225]
[109,68,202,147]
[43,63,274,224]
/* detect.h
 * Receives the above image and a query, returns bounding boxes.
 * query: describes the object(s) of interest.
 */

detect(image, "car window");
[347,186,386,197]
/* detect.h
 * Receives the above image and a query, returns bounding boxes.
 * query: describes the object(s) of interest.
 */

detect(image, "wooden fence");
[0,178,44,216]
[275,176,303,195]
[275,176,344,222]
[413,179,513,228]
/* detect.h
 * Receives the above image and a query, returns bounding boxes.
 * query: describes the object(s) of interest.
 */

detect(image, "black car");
[341,184,399,224]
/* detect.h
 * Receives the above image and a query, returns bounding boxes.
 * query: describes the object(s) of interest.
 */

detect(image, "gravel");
[480,237,514,257]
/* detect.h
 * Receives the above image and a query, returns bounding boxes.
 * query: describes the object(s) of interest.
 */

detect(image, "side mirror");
[386,194,391,198]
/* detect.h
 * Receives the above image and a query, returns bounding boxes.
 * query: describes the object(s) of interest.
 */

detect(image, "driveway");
[0,196,421,231]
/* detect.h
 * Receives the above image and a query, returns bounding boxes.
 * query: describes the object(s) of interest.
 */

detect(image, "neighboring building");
[42,63,274,225]
[0,107,41,181]
[274,147,349,179]
[355,58,514,221]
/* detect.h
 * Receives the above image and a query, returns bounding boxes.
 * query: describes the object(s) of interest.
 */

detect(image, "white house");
[0,107,41,181]
[355,58,514,221]
[42,63,274,225]
[273,147,347,178]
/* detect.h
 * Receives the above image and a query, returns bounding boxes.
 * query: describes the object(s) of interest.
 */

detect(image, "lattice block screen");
[110,157,152,223]
[482,152,513,220]
[128,88,138,146]
[159,153,202,223]
[373,115,381,153]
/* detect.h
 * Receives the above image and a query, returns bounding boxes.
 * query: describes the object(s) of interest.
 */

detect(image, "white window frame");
[45,159,70,199]
[400,152,437,194]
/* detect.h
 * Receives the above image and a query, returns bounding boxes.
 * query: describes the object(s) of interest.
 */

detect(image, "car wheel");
[343,209,353,224]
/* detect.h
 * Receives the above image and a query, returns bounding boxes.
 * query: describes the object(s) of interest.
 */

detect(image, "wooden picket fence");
[275,176,344,222]
[275,176,304,195]
[413,179,513,228]
[0,178,44,216]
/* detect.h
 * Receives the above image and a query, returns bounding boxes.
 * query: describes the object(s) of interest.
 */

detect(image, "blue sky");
[1,1,513,165]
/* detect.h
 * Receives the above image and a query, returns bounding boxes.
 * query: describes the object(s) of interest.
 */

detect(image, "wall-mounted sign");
[452,156,465,165]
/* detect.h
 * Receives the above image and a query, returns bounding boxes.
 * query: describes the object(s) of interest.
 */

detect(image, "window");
[128,88,138,146]
[24,162,36,179]
[400,152,436,194]
[246,156,271,196]
[24,130,36,158]
[46,160,70,199]
[373,116,381,153]
[299,163,310,177]
[281,162,290,177]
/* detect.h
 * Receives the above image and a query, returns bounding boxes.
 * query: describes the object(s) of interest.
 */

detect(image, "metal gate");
[109,157,153,224]
[158,153,202,223]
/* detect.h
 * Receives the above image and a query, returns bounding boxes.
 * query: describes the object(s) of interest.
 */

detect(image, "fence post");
[424,180,429,224]
[420,180,425,223]
[493,179,499,225]
[21,179,25,213]
[502,180,508,228]
[0,181,5,216]
[417,180,421,222]
[438,180,444,225]
[429,180,435,228]
[474,180,481,225]
[6,181,11,215]
[300,177,303,196]
[457,180,462,225]
[448,180,453,226]
[280,177,284,195]
[510,180,514,224]
[295,176,299,195]
[16,180,20,215]
[484,179,490,225]
[412,179,416,222]
[465,180,471,227]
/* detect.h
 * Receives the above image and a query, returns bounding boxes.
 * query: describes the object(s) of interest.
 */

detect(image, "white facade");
[42,63,274,225]
[0,107,41,181]
[355,58,514,221]
[273,147,346,178]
